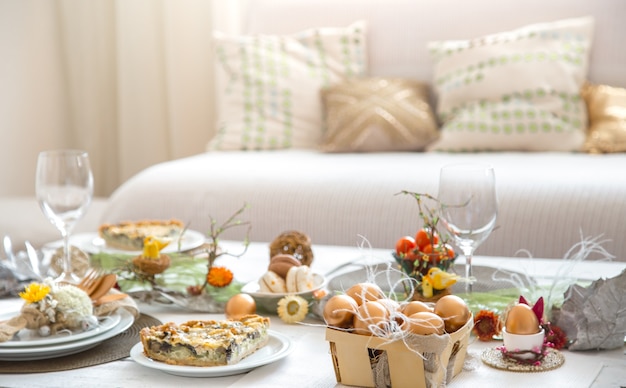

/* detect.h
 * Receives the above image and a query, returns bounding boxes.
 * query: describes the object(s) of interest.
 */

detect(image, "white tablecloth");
[1,241,625,388]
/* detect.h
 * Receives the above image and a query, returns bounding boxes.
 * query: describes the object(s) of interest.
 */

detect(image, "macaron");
[286,265,316,293]
[259,270,287,293]
[268,254,301,279]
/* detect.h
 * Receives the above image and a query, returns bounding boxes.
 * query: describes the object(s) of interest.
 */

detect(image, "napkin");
[93,289,140,320]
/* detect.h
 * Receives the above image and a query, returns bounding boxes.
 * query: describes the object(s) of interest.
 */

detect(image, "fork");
[77,268,105,296]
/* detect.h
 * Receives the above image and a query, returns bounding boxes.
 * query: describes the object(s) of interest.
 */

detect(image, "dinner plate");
[241,273,326,313]
[0,308,134,361]
[130,331,293,377]
[0,311,121,348]
[47,230,206,255]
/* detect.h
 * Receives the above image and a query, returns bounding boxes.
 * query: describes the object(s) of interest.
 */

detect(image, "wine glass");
[36,150,93,283]
[437,163,497,294]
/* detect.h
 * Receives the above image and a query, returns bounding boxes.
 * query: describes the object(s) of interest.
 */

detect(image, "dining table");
[0,239,625,388]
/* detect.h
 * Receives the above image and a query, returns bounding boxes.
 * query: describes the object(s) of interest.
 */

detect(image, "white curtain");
[0,0,216,197]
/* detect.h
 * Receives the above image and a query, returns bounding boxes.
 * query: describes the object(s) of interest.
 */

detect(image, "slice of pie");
[139,315,271,367]
[98,219,185,251]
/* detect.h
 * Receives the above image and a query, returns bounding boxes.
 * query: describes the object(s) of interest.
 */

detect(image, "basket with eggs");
[323,282,472,388]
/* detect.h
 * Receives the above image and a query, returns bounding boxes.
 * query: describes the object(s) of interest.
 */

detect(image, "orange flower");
[473,309,502,341]
[207,266,234,288]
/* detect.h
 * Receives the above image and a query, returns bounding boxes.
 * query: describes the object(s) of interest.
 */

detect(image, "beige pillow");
[320,77,438,152]
[208,21,367,151]
[582,83,626,153]
[427,17,594,152]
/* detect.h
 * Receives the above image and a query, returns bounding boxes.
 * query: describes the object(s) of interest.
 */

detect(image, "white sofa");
[4,0,626,262]
[97,0,626,261]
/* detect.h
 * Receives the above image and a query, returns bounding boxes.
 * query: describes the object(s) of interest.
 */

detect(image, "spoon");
[93,293,128,306]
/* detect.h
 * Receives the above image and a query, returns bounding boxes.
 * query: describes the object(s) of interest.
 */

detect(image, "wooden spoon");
[89,274,118,302]
[93,293,128,306]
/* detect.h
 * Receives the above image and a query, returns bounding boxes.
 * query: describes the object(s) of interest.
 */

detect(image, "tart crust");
[139,315,271,367]
[98,219,185,251]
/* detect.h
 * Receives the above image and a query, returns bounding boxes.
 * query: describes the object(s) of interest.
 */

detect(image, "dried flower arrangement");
[92,204,251,312]
[392,191,458,300]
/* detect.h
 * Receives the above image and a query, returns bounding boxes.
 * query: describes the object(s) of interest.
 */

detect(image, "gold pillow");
[582,83,626,153]
[320,78,438,152]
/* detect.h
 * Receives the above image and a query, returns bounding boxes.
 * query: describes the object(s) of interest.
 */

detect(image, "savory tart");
[98,219,185,251]
[139,315,270,367]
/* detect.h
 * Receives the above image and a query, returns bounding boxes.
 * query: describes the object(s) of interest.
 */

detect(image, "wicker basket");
[269,230,314,266]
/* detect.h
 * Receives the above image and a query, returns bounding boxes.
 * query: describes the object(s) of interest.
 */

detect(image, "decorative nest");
[411,287,451,303]
[269,230,313,266]
[132,254,171,275]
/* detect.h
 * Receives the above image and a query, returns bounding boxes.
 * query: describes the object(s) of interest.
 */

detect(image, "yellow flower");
[277,295,308,324]
[207,266,234,288]
[19,283,50,304]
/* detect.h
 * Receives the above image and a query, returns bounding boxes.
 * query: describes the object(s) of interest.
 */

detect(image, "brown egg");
[505,304,540,334]
[353,301,389,335]
[225,293,257,320]
[401,311,445,335]
[433,295,471,333]
[323,294,358,328]
[346,283,385,306]
[401,301,432,316]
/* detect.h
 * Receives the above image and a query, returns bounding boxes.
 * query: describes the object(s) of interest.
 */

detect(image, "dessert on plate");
[139,315,270,366]
[98,219,185,251]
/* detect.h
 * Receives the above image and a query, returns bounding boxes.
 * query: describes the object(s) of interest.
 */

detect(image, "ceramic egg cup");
[501,327,545,360]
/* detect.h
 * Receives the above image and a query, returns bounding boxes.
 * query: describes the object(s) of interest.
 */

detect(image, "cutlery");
[24,241,41,278]
[3,235,16,268]
[93,293,128,306]
[77,268,105,295]
[89,274,118,302]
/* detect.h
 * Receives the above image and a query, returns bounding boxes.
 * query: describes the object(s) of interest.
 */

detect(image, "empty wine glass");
[36,150,93,283]
[437,164,497,293]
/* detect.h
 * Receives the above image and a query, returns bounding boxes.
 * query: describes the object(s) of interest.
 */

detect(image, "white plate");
[0,311,121,348]
[0,308,134,361]
[46,230,206,255]
[130,331,293,377]
[242,273,326,313]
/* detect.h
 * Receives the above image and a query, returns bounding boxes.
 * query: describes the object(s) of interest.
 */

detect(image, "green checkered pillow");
[427,17,594,152]
[209,21,367,151]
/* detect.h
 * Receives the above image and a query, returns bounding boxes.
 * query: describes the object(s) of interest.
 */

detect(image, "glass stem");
[62,229,71,276]
[462,248,474,294]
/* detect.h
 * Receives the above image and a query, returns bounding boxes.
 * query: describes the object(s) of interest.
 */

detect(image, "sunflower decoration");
[277,295,309,324]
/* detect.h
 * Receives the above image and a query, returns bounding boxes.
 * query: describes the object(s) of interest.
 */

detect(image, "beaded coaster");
[481,347,565,372]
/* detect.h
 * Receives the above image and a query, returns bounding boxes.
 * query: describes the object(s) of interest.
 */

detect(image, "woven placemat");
[0,313,161,373]
[481,347,565,372]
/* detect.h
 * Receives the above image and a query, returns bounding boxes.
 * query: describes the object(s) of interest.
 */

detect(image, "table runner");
[0,313,161,373]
